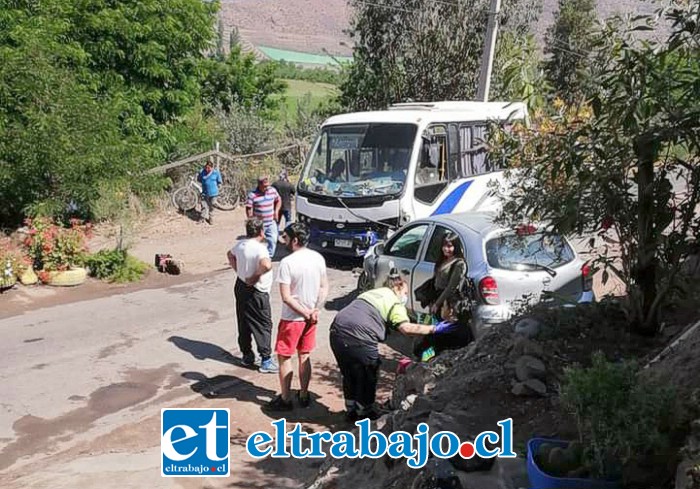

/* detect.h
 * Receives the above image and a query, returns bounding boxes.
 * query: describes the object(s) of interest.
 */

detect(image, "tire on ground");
[44,268,88,287]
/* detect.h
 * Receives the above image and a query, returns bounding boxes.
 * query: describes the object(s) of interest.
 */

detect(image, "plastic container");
[527,438,620,489]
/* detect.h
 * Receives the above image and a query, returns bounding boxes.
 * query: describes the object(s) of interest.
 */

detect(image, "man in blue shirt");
[197,159,222,225]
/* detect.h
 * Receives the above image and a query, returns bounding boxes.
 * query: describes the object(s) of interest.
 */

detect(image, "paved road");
[0,265,402,489]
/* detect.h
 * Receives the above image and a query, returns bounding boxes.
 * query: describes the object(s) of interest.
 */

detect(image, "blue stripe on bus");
[431,180,473,216]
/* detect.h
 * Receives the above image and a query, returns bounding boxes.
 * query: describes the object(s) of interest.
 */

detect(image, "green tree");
[543,0,597,102]
[489,7,700,335]
[339,0,541,111]
[66,0,218,124]
[200,46,286,115]
[0,0,219,225]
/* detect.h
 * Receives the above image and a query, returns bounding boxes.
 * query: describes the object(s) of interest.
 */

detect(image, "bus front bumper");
[308,228,382,257]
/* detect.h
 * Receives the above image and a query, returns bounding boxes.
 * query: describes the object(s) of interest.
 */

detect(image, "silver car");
[358,212,595,338]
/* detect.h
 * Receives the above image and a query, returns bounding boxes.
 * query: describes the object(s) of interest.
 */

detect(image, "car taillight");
[581,263,593,292]
[479,276,499,305]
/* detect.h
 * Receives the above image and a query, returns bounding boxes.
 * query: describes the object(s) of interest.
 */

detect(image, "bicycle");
[171,174,240,213]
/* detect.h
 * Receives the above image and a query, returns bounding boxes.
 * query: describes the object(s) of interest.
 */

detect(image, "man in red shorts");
[264,222,328,411]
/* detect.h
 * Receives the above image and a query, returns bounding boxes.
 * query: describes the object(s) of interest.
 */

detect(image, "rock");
[19,267,38,285]
[414,459,464,489]
[509,336,544,360]
[515,355,546,381]
[451,451,496,473]
[514,317,542,339]
[490,457,529,489]
[406,395,438,420]
[426,411,494,473]
[511,379,547,397]
[391,362,435,407]
[457,470,500,489]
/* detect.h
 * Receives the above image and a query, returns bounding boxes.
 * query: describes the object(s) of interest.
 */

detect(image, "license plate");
[334,239,353,248]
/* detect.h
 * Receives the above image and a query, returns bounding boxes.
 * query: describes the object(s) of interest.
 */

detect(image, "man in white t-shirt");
[264,222,328,411]
[227,218,278,373]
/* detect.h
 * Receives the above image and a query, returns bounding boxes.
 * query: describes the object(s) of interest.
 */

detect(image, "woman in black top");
[430,232,468,317]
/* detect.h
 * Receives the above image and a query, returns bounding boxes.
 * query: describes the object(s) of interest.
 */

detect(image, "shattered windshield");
[299,123,418,198]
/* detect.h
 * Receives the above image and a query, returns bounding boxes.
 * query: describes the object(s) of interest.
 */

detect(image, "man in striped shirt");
[246,176,282,258]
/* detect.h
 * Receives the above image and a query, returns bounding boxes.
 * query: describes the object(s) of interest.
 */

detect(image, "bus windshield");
[299,123,418,198]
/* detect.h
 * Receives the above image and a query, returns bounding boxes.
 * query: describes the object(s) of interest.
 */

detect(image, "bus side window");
[459,124,490,177]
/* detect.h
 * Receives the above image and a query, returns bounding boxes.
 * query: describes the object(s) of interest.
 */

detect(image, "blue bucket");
[527,438,621,489]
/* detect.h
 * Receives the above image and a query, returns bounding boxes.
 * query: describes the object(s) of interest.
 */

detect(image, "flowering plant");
[0,238,30,288]
[22,218,92,274]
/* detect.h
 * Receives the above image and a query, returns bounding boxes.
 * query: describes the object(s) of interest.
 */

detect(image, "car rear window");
[485,233,575,271]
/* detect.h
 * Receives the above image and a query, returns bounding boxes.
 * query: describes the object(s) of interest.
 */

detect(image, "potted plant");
[527,437,620,489]
[527,352,675,489]
[22,217,92,286]
[0,238,31,291]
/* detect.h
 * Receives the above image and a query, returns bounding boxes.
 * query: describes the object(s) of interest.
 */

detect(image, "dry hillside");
[221,0,669,57]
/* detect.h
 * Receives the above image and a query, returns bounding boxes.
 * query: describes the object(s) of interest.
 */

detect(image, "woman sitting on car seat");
[430,232,468,318]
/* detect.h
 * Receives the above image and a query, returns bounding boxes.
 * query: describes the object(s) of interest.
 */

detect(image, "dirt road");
[0,208,408,488]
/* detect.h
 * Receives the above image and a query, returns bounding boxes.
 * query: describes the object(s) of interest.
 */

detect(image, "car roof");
[415,211,503,236]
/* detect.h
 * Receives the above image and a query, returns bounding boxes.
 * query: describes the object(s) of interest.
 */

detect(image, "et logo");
[161,408,230,477]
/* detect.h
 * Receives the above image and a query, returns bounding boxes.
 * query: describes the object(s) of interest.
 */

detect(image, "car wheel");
[357,271,373,293]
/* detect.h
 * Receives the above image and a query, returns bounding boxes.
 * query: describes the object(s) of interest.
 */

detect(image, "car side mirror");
[375,242,385,256]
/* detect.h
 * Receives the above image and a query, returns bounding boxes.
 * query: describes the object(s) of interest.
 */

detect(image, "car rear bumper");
[471,291,596,338]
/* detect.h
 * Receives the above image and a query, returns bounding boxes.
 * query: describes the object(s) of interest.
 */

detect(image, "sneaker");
[264,395,293,412]
[259,357,279,373]
[297,391,311,408]
[241,353,256,368]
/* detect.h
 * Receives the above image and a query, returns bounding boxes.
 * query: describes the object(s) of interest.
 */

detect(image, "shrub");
[559,352,676,481]
[85,249,149,283]
[22,217,91,272]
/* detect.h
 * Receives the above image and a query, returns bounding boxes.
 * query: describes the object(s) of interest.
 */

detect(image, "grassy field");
[276,78,338,113]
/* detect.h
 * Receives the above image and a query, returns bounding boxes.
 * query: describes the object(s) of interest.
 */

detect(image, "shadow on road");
[182,371,276,405]
[324,286,359,312]
[168,336,257,368]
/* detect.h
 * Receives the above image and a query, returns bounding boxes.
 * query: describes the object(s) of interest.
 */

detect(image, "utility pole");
[476,0,502,102]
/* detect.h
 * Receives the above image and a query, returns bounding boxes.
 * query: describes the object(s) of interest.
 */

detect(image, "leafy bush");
[85,249,150,283]
[22,218,92,272]
[560,352,676,481]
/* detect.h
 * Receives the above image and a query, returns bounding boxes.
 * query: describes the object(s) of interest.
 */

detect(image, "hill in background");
[221,0,669,62]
